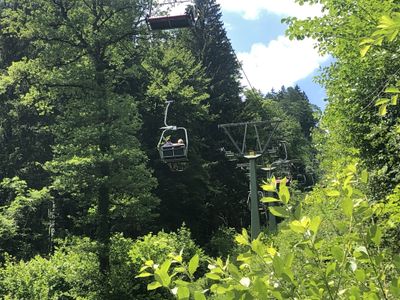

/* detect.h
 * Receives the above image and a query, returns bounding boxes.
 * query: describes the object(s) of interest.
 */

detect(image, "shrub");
[0,237,101,300]
[129,225,207,300]
[207,226,238,258]
[138,165,400,299]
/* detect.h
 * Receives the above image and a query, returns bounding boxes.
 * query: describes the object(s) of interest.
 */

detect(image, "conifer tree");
[0,0,158,275]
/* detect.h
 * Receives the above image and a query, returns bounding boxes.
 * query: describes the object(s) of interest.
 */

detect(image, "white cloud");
[237,36,329,93]
[217,0,323,20]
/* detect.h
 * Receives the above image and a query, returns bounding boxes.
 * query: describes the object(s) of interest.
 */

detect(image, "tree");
[177,0,251,237]
[138,40,215,243]
[285,0,400,199]
[0,0,158,276]
[269,85,319,139]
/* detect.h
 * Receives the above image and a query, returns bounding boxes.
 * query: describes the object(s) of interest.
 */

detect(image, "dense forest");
[0,0,399,299]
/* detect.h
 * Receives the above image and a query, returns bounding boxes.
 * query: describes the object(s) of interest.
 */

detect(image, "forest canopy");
[0,0,399,299]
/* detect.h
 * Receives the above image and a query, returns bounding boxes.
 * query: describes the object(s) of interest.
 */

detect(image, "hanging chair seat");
[147,13,194,30]
[160,143,188,163]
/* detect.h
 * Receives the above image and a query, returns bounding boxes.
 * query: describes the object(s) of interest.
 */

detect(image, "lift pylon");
[218,119,281,240]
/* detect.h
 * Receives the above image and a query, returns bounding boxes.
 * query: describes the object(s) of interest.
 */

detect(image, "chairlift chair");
[224,150,237,161]
[157,101,189,171]
[158,127,189,163]
[147,0,197,30]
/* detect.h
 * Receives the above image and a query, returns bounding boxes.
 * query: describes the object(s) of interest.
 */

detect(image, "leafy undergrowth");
[138,164,400,299]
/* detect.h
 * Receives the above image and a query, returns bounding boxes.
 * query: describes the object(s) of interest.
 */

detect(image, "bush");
[207,226,238,258]
[128,225,206,300]
[137,165,400,300]
[0,237,101,300]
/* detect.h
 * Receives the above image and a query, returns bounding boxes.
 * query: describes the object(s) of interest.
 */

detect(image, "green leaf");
[194,291,207,300]
[177,286,190,300]
[235,230,250,245]
[261,184,276,192]
[206,273,222,280]
[294,203,302,220]
[369,225,382,246]
[145,259,154,267]
[375,98,390,106]
[155,261,172,287]
[135,272,153,278]
[160,259,172,274]
[360,169,368,184]
[355,269,366,282]
[269,206,289,218]
[360,45,371,57]
[271,291,283,300]
[385,86,400,94]
[174,266,186,273]
[326,190,340,197]
[283,269,295,284]
[284,252,294,269]
[359,38,375,45]
[326,262,336,277]
[188,254,199,276]
[174,279,190,286]
[139,265,151,273]
[260,197,280,203]
[342,197,353,218]
[379,104,388,116]
[278,180,290,204]
[289,220,306,234]
[309,216,322,234]
[331,246,344,262]
[273,255,284,276]
[392,94,398,105]
[251,238,264,256]
[147,281,162,291]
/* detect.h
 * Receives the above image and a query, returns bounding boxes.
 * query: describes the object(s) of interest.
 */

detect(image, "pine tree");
[177,0,251,237]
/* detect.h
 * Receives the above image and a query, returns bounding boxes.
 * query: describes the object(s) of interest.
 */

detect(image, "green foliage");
[129,225,204,269]
[0,1,160,273]
[138,164,400,299]
[130,226,206,300]
[207,226,239,258]
[0,238,101,299]
[0,177,52,259]
[286,0,400,200]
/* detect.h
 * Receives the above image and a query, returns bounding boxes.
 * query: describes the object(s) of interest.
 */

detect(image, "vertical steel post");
[247,155,261,240]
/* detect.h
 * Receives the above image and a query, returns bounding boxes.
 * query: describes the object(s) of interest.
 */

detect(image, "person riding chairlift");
[162,139,184,147]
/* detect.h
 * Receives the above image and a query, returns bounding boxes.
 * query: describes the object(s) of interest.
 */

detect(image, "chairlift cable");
[232,51,256,92]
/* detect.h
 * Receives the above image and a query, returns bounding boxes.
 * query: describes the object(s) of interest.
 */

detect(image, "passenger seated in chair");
[162,140,173,147]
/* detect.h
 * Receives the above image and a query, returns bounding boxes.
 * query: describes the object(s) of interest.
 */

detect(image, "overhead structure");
[218,119,281,240]
[147,0,197,31]
[157,101,189,171]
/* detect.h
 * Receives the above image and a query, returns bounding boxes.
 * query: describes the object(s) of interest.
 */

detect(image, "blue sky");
[216,0,330,110]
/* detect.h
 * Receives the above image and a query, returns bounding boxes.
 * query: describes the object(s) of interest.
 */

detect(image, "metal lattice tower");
[218,119,281,240]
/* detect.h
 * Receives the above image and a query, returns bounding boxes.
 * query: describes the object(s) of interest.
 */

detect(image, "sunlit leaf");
[206,273,221,280]
[194,291,207,300]
[260,197,280,203]
[326,190,340,197]
[269,206,289,218]
[360,45,371,57]
[135,272,153,278]
[177,286,190,300]
[379,104,388,116]
[147,281,162,291]
[188,254,199,276]
[385,86,400,93]
[342,197,353,217]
